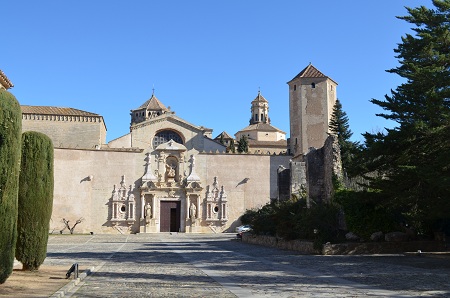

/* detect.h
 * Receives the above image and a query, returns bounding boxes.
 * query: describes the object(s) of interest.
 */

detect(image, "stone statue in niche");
[168,165,176,177]
[166,163,176,180]
[189,202,197,219]
[145,202,152,224]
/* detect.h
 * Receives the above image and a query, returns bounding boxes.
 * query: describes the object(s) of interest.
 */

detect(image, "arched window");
[153,130,183,148]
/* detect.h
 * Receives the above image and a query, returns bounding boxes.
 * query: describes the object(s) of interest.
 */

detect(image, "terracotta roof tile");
[0,70,14,89]
[135,94,169,111]
[215,131,234,140]
[288,63,337,84]
[237,123,285,133]
[251,91,268,103]
[21,105,101,116]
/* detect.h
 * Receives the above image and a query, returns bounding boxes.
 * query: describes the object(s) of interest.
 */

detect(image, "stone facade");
[49,147,289,234]
[9,64,340,234]
[44,91,291,234]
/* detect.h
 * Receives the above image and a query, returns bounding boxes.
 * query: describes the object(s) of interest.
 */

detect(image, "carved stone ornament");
[204,177,228,224]
[110,176,136,227]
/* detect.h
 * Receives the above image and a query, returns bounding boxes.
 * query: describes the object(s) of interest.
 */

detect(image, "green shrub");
[240,208,258,225]
[335,189,399,239]
[249,202,279,236]
[0,89,22,283]
[274,199,307,240]
[294,203,342,250]
[16,131,54,271]
[242,197,342,250]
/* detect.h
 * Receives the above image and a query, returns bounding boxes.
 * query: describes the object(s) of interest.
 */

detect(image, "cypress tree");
[237,135,248,153]
[329,99,358,172]
[16,131,54,271]
[229,139,236,153]
[0,89,22,283]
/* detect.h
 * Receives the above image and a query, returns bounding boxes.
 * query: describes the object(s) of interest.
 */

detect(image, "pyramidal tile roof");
[251,91,268,103]
[288,63,337,84]
[136,94,169,111]
[21,105,101,116]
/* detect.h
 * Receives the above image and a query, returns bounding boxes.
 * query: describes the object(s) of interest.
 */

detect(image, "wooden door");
[160,201,181,232]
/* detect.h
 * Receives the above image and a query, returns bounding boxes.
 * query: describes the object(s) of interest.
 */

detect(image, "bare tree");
[60,218,84,234]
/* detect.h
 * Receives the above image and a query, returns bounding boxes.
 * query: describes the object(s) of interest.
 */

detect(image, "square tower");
[288,64,337,155]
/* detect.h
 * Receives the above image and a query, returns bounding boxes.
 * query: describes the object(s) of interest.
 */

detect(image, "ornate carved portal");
[140,140,203,233]
[109,141,232,234]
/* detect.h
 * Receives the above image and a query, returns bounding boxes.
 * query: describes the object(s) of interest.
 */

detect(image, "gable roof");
[131,112,212,133]
[21,105,101,116]
[288,63,337,84]
[215,131,234,140]
[135,94,169,112]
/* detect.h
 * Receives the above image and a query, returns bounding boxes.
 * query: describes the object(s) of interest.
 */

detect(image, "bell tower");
[288,64,337,155]
[249,90,270,125]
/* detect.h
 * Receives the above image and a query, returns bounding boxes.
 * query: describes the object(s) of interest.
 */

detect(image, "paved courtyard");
[45,233,450,297]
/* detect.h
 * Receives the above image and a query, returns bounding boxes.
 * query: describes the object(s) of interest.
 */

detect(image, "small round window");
[120,205,126,213]
[213,206,219,213]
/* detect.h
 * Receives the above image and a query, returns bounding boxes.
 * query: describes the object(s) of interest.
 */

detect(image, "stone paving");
[44,233,450,297]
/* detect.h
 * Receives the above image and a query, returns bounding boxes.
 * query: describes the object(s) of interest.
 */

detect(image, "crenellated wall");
[22,114,106,149]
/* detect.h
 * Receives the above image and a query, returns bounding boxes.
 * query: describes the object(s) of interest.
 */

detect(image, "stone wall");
[198,153,291,224]
[304,135,341,204]
[323,241,448,255]
[51,148,143,234]
[289,135,341,204]
[107,133,132,148]
[50,148,291,234]
[242,234,316,254]
[277,166,290,201]
[322,135,342,201]
[242,234,447,255]
[290,159,307,200]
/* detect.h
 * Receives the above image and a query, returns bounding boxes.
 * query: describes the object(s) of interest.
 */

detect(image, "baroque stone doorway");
[160,201,181,232]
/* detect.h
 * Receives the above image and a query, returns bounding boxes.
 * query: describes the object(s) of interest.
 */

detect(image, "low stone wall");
[241,234,317,254]
[323,241,448,255]
[242,234,448,255]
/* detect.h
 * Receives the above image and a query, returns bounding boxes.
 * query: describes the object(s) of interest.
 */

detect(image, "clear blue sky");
[2,1,431,143]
